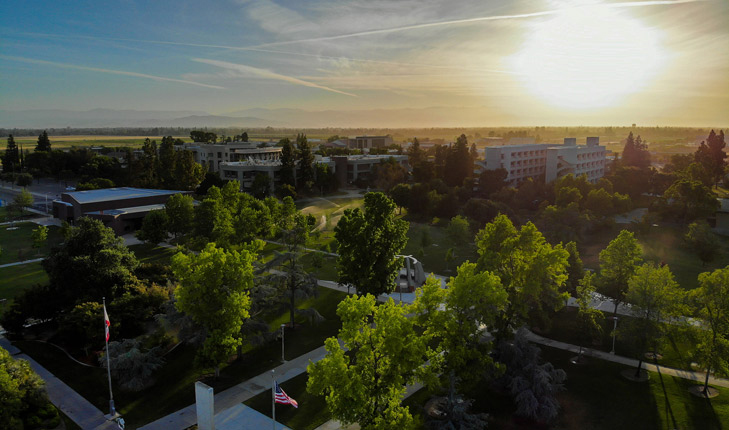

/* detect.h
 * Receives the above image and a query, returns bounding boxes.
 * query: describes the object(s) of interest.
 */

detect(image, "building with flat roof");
[52,187,191,235]
[352,135,393,150]
[176,141,280,172]
[479,137,606,185]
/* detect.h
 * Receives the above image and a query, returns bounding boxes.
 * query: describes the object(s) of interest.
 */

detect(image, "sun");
[509,2,666,109]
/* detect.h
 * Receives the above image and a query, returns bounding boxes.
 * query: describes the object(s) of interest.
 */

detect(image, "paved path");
[139,345,329,430]
[524,329,729,388]
[0,336,118,430]
[0,257,44,268]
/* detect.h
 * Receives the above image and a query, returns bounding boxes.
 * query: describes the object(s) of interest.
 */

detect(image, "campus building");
[479,137,606,185]
[177,141,281,173]
[52,187,191,235]
[351,135,394,150]
[219,154,409,194]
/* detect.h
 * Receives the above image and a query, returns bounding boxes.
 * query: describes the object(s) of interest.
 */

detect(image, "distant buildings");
[176,141,281,172]
[479,137,607,185]
[53,187,191,235]
[352,135,393,150]
[219,154,408,193]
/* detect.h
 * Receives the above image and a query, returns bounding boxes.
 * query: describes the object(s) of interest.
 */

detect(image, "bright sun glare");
[510,1,665,109]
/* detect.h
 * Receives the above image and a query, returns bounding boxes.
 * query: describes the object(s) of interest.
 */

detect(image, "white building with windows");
[479,137,606,185]
[176,142,281,173]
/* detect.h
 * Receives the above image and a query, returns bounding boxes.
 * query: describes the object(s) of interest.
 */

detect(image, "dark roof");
[64,187,185,205]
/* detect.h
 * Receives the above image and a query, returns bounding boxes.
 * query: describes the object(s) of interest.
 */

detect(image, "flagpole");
[103,297,116,416]
[271,369,276,430]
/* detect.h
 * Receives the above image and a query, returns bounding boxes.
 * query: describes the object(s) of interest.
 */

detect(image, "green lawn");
[0,206,37,222]
[128,243,179,265]
[14,286,347,429]
[401,222,479,276]
[243,372,331,430]
[0,262,48,316]
[0,222,63,265]
[537,307,698,372]
[13,136,189,149]
[407,345,727,430]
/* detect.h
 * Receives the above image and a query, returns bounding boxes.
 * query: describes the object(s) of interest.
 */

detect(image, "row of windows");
[510,159,546,167]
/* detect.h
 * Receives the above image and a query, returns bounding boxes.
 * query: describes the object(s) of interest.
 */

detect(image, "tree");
[165,193,194,239]
[261,211,318,329]
[190,130,217,143]
[372,158,407,192]
[478,168,508,198]
[694,130,726,188]
[564,241,584,296]
[622,263,685,377]
[173,150,205,191]
[496,328,566,423]
[100,339,164,391]
[0,348,53,430]
[172,243,254,376]
[411,267,507,424]
[388,183,410,214]
[598,230,642,315]
[584,188,614,216]
[15,173,32,187]
[136,209,169,245]
[621,132,650,169]
[42,217,138,312]
[661,179,719,222]
[297,133,315,192]
[445,215,471,245]
[31,225,48,253]
[250,172,271,199]
[574,272,603,362]
[2,135,20,173]
[555,187,582,207]
[193,188,234,245]
[307,295,431,429]
[12,189,33,218]
[158,136,176,188]
[407,137,424,165]
[444,134,472,187]
[335,192,408,296]
[279,138,296,188]
[693,266,729,396]
[685,220,720,266]
[35,130,51,152]
[475,214,569,340]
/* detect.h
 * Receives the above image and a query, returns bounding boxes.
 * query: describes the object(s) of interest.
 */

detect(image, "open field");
[402,222,479,276]
[0,222,63,265]
[0,261,48,316]
[12,135,189,149]
[15,285,347,429]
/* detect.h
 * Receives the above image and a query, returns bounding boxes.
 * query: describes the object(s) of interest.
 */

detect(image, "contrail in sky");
[0,55,224,89]
[246,0,707,48]
[192,58,357,97]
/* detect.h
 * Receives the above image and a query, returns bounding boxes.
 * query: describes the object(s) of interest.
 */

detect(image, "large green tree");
[307,295,431,429]
[35,130,51,152]
[279,138,296,189]
[2,134,20,173]
[165,193,195,239]
[335,192,409,296]
[574,272,603,361]
[694,130,726,188]
[411,265,507,424]
[693,266,729,396]
[172,243,254,376]
[475,214,569,340]
[661,179,720,222]
[685,220,720,266]
[598,230,643,315]
[296,133,315,192]
[173,150,205,191]
[136,209,169,245]
[622,263,685,377]
[0,348,53,430]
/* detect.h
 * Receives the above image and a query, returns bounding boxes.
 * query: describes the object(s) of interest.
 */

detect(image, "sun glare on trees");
[509,0,666,109]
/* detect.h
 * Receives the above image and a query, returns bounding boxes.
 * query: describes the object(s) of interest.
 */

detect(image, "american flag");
[274,381,298,408]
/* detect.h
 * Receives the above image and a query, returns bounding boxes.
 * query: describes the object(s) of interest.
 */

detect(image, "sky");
[1,0,727,126]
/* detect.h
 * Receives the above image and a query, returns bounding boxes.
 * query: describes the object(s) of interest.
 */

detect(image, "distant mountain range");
[0,106,513,128]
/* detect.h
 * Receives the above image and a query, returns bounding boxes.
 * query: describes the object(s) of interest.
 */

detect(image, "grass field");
[15,285,347,429]
[407,345,727,430]
[128,243,179,265]
[401,222,479,276]
[12,135,189,149]
[0,261,48,316]
[0,222,63,265]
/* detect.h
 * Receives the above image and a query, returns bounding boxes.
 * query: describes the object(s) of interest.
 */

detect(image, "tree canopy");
[335,192,409,296]
[598,230,642,315]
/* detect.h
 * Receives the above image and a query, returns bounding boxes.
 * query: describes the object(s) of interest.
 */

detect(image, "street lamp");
[610,316,619,354]
[281,323,286,363]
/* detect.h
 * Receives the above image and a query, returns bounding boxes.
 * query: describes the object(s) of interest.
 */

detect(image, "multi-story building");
[177,141,281,172]
[479,137,606,185]
[351,135,393,150]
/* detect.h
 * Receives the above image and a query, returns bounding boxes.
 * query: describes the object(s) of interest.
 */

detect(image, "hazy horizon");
[1,0,728,127]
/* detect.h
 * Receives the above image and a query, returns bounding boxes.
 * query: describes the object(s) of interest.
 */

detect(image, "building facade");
[351,135,393,150]
[479,137,606,185]
[177,141,280,172]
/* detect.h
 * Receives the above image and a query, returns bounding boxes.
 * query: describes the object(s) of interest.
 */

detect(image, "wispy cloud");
[246,0,707,48]
[192,58,357,97]
[0,55,224,89]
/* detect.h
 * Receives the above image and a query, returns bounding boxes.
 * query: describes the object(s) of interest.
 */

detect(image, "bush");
[16,173,33,187]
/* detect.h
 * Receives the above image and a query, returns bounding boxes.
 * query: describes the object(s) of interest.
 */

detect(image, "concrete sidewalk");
[0,336,117,430]
[0,257,44,268]
[139,345,329,430]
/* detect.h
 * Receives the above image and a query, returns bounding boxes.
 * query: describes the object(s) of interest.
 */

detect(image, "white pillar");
[195,382,215,430]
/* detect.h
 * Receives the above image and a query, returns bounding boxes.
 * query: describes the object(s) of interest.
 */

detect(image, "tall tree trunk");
[635,358,643,378]
[704,365,711,396]
[613,299,619,317]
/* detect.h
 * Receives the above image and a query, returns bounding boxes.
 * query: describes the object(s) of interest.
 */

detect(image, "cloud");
[192,58,357,97]
[245,0,707,48]
[0,55,224,89]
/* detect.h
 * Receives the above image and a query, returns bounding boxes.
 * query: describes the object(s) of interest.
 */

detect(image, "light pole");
[281,323,286,363]
[610,316,619,354]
